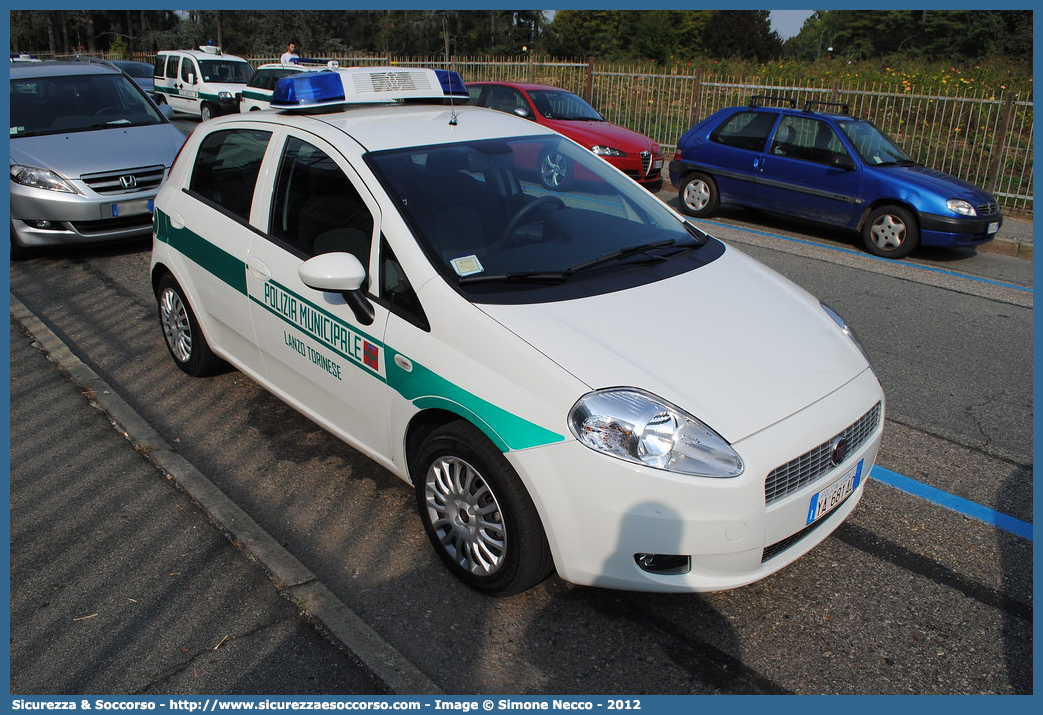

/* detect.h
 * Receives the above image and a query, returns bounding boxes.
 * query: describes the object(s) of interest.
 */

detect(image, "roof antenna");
[443,15,458,126]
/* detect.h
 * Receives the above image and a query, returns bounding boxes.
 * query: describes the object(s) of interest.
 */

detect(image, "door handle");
[248,258,271,280]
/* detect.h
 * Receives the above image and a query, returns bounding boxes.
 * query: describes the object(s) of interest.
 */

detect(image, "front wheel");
[156,274,221,377]
[538,149,573,191]
[200,103,214,122]
[862,205,919,259]
[413,421,553,596]
[678,172,719,217]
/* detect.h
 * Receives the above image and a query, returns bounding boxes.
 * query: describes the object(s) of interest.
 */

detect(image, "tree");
[784,10,1032,62]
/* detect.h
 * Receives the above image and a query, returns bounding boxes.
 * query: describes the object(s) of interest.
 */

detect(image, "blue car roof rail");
[748,94,796,109]
[804,100,850,115]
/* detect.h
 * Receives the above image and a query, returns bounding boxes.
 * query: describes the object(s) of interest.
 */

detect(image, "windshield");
[198,59,252,84]
[837,120,913,165]
[10,73,166,137]
[528,89,604,121]
[368,135,721,304]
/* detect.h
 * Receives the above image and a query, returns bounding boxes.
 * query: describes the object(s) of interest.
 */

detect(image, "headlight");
[10,165,78,194]
[590,145,627,158]
[218,91,232,100]
[946,199,977,216]
[821,302,874,370]
[568,388,743,477]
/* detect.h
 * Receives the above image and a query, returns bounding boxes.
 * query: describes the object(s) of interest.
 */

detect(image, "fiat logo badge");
[830,437,849,466]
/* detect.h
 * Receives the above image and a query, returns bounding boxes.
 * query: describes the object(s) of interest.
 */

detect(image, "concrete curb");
[10,294,443,697]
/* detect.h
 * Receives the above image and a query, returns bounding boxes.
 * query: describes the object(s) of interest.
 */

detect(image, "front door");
[756,115,863,226]
[245,130,393,459]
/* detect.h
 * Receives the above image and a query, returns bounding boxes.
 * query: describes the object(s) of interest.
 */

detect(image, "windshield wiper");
[876,159,918,167]
[458,238,705,286]
[567,237,710,273]
[457,270,570,285]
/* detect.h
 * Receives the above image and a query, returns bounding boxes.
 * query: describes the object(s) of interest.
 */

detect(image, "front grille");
[764,402,882,505]
[640,150,652,177]
[977,201,1001,217]
[82,165,166,196]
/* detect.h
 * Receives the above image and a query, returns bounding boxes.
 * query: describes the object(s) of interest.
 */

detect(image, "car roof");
[469,81,567,93]
[202,102,552,153]
[158,49,249,61]
[10,61,124,78]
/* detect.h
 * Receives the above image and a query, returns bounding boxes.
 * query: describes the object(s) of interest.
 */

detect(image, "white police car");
[150,66,885,595]
[238,59,340,112]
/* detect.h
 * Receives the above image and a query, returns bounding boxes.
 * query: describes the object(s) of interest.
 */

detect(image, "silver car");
[10,62,186,259]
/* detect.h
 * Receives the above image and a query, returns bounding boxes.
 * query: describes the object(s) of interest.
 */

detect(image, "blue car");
[669,96,1002,258]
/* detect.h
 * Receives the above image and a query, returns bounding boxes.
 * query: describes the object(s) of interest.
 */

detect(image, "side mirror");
[187,73,196,85]
[513,106,533,120]
[298,252,374,325]
[832,154,856,171]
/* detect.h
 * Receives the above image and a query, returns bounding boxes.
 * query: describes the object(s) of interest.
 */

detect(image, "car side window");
[154,55,166,78]
[380,238,428,331]
[485,86,528,115]
[165,55,178,79]
[188,129,271,221]
[710,111,777,152]
[770,116,850,166]
[269,136,374,263]
[180,59,196,84]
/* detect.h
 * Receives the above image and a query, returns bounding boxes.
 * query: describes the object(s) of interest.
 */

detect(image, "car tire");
[200,103,213,122]
[538,149,573,191]
[862,205,919,259]
[156,274,221,377]
[678,172,720,217]
[155,94,166,106]
[413,420,554,596]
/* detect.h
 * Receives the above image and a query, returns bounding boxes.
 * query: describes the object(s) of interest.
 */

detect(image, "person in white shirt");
[280,41,299,65]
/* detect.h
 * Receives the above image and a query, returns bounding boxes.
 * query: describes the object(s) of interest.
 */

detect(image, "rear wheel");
[413,421,553,596]
[862,205,919,259]
[678,172,719,217]
[156,274,221,376]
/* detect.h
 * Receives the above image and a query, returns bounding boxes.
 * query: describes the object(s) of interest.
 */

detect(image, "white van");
[153,45,252,121]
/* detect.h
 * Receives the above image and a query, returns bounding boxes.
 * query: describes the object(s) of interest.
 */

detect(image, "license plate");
[987,221,999,234]
[653,158,664,170]
[110,198,154,218]
[806,459,864,525]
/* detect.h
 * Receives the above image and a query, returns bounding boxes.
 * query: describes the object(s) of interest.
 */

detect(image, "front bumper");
[10,182,158,247]
[919,211,1003,248]
[509,368,885,592]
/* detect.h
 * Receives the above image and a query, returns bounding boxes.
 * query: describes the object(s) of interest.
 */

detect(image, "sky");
[769,9,815,40]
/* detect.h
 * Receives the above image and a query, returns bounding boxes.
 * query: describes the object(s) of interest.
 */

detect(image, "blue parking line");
[870,466,1033,540]
[698,219,1033,294]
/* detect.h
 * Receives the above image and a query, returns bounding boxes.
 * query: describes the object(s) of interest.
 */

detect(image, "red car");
[467,81,664,191]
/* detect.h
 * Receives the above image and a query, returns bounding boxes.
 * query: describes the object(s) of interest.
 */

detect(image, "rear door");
[697,109,778,207]
[157,125,273,374]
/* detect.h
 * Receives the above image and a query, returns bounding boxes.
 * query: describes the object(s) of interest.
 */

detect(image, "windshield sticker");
[451,255,484,277]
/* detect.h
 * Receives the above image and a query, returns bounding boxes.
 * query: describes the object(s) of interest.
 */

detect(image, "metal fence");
[68,51,1035,214]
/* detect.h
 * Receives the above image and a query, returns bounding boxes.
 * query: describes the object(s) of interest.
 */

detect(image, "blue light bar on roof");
[270,66,468,110]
